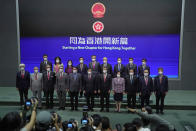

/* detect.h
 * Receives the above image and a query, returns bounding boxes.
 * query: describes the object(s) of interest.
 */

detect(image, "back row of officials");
[16,55,168,114]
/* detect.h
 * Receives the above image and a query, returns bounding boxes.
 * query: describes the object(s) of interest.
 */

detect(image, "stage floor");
[0,87,196,109]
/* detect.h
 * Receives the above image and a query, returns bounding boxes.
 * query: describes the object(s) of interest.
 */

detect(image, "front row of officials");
[16,61,168,115]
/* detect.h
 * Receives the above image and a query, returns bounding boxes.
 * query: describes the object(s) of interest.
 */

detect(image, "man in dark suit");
[69,67,82,111]
[101,57,113,76]
[114,58,125,78]
[16,64,30,106]
[77,57,88,98]
[43,64,56,108]
[98,67,112,112]
[125,69,138,110]
[138,58,150,77]
[89,55,101,75]
[138,69,153,109]
[83,69,96,111]
[126,58,137,77]
[154,68,168,114]
[40,54,52,73]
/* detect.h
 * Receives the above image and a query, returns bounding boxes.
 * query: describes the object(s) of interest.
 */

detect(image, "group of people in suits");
[16,54,168,114]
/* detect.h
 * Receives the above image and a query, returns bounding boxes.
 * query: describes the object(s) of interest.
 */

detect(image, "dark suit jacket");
[138,65,150,76]
[40,61,52,73]
[125,75,138,93]
[100,63,113,76]
[98,74,112,93]
[154,75,168,94]
[69,73,82,92]
[89,62,101,74]
[16,71,30,89]
[43,71,56,91]
[126,63,137,76]
[77,64,88,75]
[114,64,125,78]
[138,76,153,95]
[83,74,96,93]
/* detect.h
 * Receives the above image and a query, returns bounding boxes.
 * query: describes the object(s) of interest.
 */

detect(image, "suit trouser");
[19,88,28,105]
[127,93,136,108]
[70,92,79,109]
[45,88,54,108]
[85,92,94,109]
[100,93,110,109]
[57,90,66,108]
[156,93,166,112]
[141,93,150,108]
[32,90,42,107]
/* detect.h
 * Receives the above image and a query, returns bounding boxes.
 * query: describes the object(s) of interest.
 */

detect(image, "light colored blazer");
[112,77,125,93]
[30,73,43,91]
[56,72,69,91]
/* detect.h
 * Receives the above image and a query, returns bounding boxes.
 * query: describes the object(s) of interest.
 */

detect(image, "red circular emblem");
[92,21,104,33]
[91,2,106,18]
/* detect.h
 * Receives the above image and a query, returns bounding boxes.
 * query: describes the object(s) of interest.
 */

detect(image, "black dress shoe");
[100,108,104,112]
[160,111,164,114]
[71,107,74,111]
[106,109,109,112]
[75,108,78,111]
[91,108,94,111]
[58,107,62,110]
[62,107,65,110]
[156,110,159,114]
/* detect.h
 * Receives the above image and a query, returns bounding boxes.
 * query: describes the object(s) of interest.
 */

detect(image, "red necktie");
[35,73,38,80]
[47,72,50,80]
[104,75,106,82]
[21,72,24,79]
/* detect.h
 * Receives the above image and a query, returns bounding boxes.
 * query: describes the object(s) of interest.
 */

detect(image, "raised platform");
[0,87,196,110]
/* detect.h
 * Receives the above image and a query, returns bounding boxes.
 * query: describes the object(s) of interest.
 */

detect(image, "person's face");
[103,69,107,73]
[73,68,77,73]
[43,56,48,61]
[68,61,72,66]
[103,58,107,63]
[129,59,133,64]
[117,73,121,77]
[117,59,121,64]
[88,70,92,74]
[46,66,50,71]
[158,69,163,75]
[56,58,60,63]
[59,68,64,72]
[20,66,25,71]
[79,58,84,63]
[92,56,96,61]
[129,70,134,75]
[142,60,146,65]
[144,70,149,76]
[34,68,38,73]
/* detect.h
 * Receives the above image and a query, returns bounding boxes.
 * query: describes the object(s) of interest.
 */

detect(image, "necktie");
[88,75,91,80]
[60,73,63,79]
[80,64,83,71]
[118,64,120,71]
[145,77,148,86]
[47,72,50,80]
[93,62,95,69]
[35,73,38,80]
[21,72,24,79]
[130,76,133,84]
[160,77,162,84]
[104,75,106,82]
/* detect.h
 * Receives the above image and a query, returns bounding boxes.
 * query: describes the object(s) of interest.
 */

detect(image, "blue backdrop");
[20,34,179,78]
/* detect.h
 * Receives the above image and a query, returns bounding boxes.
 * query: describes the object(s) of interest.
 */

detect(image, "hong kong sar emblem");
[92,21,104,33]
[91,2,106,18]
